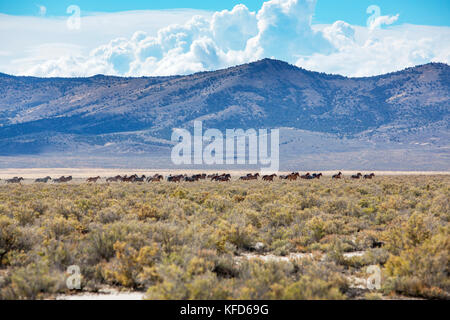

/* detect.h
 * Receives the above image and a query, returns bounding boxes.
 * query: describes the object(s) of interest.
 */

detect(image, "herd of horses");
[0,172,375,184]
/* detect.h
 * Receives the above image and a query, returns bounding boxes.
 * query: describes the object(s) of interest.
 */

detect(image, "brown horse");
[54,176,72,183]
[212,174,231,181]
[332,172,342,179]
[168,175,184,182]
[351,173,363,179]
[364,173,375,179]
[262,174,277,181]
[121,174,138,182]
[192,174,206,180]
[147,174,163,182]
[86,176,101,183]
[239,173,259,181]
[287,172,300,181]
[301,173,313,179]
[215,175,231,182]
[106,175,122,182]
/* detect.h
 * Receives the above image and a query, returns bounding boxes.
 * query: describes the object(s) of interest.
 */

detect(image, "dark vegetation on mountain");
[0,59,448,166]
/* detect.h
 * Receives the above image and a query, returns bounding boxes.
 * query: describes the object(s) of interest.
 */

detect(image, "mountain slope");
[0,59,448,169]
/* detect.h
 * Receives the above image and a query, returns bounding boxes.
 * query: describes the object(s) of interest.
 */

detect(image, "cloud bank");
[4,0,450,77]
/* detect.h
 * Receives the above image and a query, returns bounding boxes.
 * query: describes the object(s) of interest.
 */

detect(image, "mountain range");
[0,58,448,170]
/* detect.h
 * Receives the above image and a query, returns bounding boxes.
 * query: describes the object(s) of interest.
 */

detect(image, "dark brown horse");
[54,176,72,183]
[300,173,313,179]
[168,175,184,182]
[351,173,363,179]
[239,173,259,180]
[262,174,277,181]
[363,173,375,179]
[332,172,342,179]
[212,174,231,181]
[106,175,122,182]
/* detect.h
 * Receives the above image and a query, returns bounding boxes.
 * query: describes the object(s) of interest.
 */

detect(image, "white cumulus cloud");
[2,0,449,78]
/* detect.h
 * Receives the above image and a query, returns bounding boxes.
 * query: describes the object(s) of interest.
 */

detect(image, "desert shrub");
[85,224,128,263]
[0,261,65,300]
[96,205,123,224]
[384,213,432,254]
[0,216,23,266]
[383,231,449,299]
[103,241,159,288]
[42,216,79,240]
[0,175,447,299]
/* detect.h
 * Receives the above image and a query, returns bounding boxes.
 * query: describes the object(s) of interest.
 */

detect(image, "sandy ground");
[0,168,449,180]
[56,288,145,300]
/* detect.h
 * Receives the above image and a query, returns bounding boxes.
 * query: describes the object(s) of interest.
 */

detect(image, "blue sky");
[1,0,449,26]
[1,0,449,77]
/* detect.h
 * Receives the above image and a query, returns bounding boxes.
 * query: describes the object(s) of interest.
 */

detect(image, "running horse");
[332,172,342,179]
[262,174,277,181]
[86,176,101,183]
[106,175,122,182]
[287,172,300,181]
[212,174,231,182]
[351,173,363,179]
[147,174,163,182]
[363,173,375,179]
[6,177,24,183]
[300,173,314,180]
[35,176,52,183]
[239,173,259,181]
[54,176,72,183]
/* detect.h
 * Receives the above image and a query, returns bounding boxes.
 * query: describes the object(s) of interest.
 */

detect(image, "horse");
[212,174,231,181]
[133,175,146,182]
[332,172,342,179]
[215,175,231,182]
[168,175,184,182]
[122,174,138,182]
[351,173,363,179]
[287,172,300,181]
[6,177,24,184]
[312,173,322,179]
[54,176,72,183]
[86,176,101,183]
[239,173,259,181]
[192,174,206,180]
[106,175,122,182]
[364,173,375,179]
[184,176,198,182]
[301,173,314,179]
[147,174,163,182]
[35,176,51,183]
[262,174,277,181]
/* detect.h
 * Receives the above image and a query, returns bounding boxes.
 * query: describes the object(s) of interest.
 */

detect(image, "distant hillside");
[0,59,448,169]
